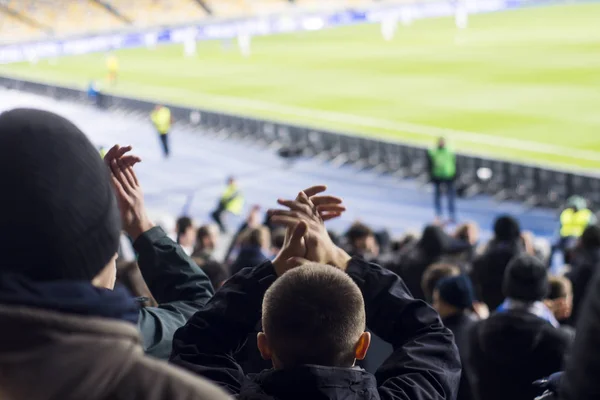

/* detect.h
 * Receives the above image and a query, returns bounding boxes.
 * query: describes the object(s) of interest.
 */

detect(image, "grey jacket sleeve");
[133,227,214,359]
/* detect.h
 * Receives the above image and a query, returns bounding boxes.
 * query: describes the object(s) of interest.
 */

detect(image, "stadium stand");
[107,0,207,28]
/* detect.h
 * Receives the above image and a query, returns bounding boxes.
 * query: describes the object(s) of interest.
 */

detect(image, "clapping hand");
[104,145,154,240]
[269,185,351,276]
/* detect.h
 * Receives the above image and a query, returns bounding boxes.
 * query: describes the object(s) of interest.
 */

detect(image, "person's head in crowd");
[503,254,549,303]
[375,229,392,254]
[345,222,379,258]
[545,276,573,323]
[580,225,600,251]
[418,225,447,258]
[438,137,446,149]
[271,228,286,254]
[258,263,370,369]
[454,222,479,245]
[0,109,121,288]
[176,216,196,249]
[227,175,236,187]
[199,260,229,290]
[240,226,271,251]
[194,224,219,255]
[566,195,587,212]
[433,275,475,319]
[493,215,521,243]
[421,263,461,303]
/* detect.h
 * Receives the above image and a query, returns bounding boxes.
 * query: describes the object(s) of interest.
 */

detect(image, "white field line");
[124,82,600,163]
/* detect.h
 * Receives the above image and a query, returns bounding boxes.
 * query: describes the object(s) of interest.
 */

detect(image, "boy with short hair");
[171,187,461,399]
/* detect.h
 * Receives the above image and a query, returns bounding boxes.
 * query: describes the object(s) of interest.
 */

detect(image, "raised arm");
[347,258,461,400]
[105,145,214,359]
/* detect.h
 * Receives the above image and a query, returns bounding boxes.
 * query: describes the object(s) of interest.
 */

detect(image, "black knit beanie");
[503,254,548,302]
[494,215,521,242]
[437,275,475,310]
[0,108,121,282]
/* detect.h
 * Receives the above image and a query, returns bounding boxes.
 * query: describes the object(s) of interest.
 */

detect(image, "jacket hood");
[239,365,379,400]
[0,302,142,400]
[477,311,553,364]
[418,225,448,257]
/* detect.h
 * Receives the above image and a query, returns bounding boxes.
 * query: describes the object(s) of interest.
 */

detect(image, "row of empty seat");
[0,0,382,44]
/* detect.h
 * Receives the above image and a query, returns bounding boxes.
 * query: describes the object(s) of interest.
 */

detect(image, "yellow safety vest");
[221,184,244,215]
[151,107,171,134]
[560,208,592,237]
[99,147,107,158]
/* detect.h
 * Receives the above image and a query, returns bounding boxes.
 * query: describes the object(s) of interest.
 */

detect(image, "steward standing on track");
[151,105,173,158]
[428,137,458,223]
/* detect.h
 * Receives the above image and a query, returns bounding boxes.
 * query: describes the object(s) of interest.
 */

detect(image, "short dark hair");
[262,263,365,367]
[176,216,193,235]
[345,223,373,243]
[581,225,600,250]
[548,276,572,300]
[421,263,461,303]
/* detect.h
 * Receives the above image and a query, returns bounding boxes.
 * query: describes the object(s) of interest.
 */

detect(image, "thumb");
[288,221,307,246]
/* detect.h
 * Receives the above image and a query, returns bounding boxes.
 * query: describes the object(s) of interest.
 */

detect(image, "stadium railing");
[1,75,599,211]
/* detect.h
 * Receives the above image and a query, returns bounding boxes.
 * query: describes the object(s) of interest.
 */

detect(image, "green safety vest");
[428,148,456,180]
[99,147,107,158]
[221,184,244,215]
[560,208,592,237]
[151,107,171,134]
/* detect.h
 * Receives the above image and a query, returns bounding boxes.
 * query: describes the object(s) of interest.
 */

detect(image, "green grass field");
[2,3,600,169]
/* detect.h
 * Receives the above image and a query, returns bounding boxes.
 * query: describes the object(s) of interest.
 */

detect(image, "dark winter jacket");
[470,240,524,310]
[468,309,572,400]
[0,277,228,400]
[134,227,215,359]
[230,246,269,277]
[565,248,600,325]
[443,312,478,400]
[562,267,600,400]
[390,226,448,300]
[171,258,461,400]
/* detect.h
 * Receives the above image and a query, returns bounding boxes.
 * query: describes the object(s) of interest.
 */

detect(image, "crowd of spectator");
[1,107,599,400]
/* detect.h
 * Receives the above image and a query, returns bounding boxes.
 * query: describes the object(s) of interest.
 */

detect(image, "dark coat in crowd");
[135,227,215,359]
[565,248,600,325]
[468,310,572,400]
[230,245,269,276]
[470,240,524,310]
[171,259,461,400]
[391,226,448,300]
[562,265,600,400]
[442,312,478,400]
[0,284,228,400]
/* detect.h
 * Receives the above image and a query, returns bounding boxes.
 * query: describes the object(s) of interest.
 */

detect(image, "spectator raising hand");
[103,145,153,240]
[171,185,460,400]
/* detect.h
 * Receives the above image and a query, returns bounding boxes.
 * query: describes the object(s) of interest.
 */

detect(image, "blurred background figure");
[211,176,244,234]
[106,53,119,85]
[433,274,479,400]
[229,226,271,276]
[550,195,596,268]
[193,224,220,264]
[150,105,172,158]
[176,216,196,256]
[428,137,457,223]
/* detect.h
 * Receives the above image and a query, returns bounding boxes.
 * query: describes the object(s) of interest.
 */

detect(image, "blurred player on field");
[106,53,119,85]
[151,105,173,158]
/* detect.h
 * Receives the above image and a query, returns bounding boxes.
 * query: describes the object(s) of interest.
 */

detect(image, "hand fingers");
[104,145,120,165]
[288,221,307,247]
[110,174,131,203]
[268,210,306,220]
[310,195,342,206]
[115,145,133,159]
[111,159,133,195]
[276,199,312,215]
[316,204,346,213]
[320,212,343,222]
[269,215,303,228]
[301,185,327,198]
[120,155,142,167]
[122,166,138,189]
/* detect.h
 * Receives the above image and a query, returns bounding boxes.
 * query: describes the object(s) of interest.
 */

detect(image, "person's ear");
[354,332,371,361]
[257,332,273,361]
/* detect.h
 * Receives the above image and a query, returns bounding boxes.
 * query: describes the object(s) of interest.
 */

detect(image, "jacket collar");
[244,365,379,400]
